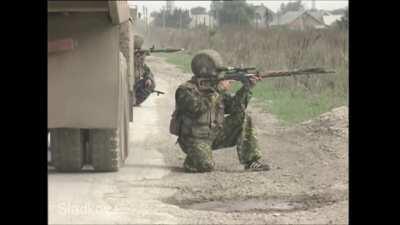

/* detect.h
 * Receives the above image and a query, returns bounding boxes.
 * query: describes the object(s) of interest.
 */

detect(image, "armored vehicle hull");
[48,1,135,172]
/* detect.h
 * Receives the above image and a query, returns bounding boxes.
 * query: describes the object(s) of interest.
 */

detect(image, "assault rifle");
[152,90,165,96]
[195,67,335,91]
[218,67,335,81]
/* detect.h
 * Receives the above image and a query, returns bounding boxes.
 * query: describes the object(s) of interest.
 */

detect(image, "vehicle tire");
[89,129,120,172]
[51,128,84,172]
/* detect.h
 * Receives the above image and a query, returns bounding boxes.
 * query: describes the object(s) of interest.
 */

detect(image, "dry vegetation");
[142,26,348,123]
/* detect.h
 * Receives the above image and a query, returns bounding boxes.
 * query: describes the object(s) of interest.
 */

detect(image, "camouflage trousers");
[178,112,262,172]
[134,78,155,106]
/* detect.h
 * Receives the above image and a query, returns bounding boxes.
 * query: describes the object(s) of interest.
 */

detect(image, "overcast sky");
[128,0,348,14]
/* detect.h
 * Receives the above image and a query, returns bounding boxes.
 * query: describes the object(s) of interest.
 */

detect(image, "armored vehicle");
[48,1,136,172]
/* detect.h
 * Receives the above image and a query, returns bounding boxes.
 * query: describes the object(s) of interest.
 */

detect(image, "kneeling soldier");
[133,35,156,106]
[173,49,270,172]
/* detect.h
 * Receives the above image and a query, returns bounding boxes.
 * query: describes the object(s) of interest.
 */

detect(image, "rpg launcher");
[135,45,184,56]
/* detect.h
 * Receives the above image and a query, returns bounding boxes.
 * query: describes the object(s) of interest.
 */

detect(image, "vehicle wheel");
[51,128,84,172]
[89,129,120,172]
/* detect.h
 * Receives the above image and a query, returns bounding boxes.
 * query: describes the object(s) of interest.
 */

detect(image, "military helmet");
[191,49,224,78]
[134,35,144,49]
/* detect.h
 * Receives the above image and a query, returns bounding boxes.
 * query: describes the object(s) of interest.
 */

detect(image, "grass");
[228,81,346,125]
[154,52,193,73]
[153,38,348,125]
[251,82,346,124]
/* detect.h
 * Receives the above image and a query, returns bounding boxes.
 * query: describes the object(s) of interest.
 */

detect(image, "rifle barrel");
[259,68,335,78]
[219,67,335,81]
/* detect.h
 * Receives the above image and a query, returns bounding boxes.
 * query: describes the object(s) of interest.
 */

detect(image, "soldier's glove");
[145,79,152,88]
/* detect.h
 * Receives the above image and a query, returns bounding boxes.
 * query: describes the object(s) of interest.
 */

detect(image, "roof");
[307,10,325,23]
[323,14,343,26]
[252,5,267,10]
[251,4,275,16]
[271,11,303,25]
[271,10,325,26]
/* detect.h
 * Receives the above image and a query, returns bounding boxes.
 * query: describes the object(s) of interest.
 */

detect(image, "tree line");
[148,0,347,30]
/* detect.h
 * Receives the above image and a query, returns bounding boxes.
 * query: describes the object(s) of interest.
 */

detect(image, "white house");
[189,13,216,28]
[323,13,343,26]
[271,10,327,30]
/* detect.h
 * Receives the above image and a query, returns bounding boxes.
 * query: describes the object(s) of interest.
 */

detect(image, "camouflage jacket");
[134,52,155,83]
[175,78,252,139]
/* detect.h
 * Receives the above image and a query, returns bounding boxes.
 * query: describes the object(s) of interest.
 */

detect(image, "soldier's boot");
[236,114,264,167]
[183,156,214,173]
[244,160,270,171]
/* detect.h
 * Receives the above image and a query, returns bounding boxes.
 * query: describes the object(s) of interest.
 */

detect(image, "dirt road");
[48,55,348,224]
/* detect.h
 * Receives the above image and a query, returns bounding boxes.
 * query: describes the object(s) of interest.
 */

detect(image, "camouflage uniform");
[133,35,156,106]
[175,79,262,172]
[134,53,155,106]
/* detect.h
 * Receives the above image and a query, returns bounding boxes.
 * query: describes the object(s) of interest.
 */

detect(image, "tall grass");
[144,26,348,124]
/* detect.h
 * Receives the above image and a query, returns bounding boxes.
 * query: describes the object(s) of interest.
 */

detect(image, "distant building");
[251,4,275,28]
[322,12,343,26]
[189,12,216,28]
[271,10,327,30]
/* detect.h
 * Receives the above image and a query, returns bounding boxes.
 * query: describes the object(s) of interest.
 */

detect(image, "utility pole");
[162,7,166,28]
[209,13,211,30]
[145,6,148,33]
[179,10,182,29]
[215,7,219,28]
[166,0,174,12]
[142,6,146,33]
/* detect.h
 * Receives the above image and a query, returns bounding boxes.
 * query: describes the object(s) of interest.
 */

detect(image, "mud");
[146,55,349,224]
[170,192,343,213]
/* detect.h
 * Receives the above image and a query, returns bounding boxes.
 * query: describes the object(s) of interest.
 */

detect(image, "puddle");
[169,194,339,213]
[186,198,307,213]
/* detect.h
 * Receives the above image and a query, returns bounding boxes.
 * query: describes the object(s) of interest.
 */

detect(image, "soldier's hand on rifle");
[237,72,260,89]
[218,80,234,92]
[145,79,152,88]
[248,74,262,88]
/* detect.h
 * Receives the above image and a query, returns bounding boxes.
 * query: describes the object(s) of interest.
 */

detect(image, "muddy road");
[48,55,348,224]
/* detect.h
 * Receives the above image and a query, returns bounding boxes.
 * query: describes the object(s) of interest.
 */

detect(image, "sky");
[128,0,348,14]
